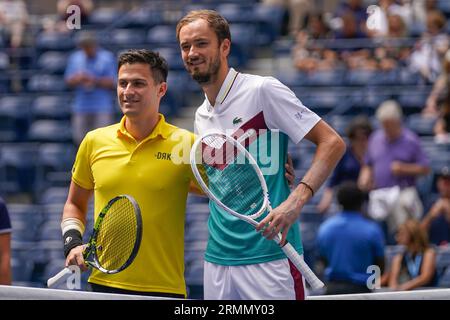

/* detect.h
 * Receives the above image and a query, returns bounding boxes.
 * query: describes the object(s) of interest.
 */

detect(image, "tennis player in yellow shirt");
[61,49,198,298]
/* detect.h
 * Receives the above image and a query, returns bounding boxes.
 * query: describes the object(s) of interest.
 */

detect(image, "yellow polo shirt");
[72,114,195,296]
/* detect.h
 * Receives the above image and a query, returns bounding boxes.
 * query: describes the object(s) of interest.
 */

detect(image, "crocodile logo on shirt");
[232,117,242,125]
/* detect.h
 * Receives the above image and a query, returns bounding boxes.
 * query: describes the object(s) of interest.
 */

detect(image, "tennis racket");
[47,195,142,288]
[190,131,324,290]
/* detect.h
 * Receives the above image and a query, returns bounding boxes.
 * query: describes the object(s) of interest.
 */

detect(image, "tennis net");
[0,285,181,300]
[307,288,450,300]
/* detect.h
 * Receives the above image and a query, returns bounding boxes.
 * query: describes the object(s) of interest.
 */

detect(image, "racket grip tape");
[281,243,325,290]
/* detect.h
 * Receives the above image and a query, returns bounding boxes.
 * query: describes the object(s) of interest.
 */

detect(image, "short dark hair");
[336,181,367,211]
[176,9,231,45]
[346,115,373,140]
[117,49,168,84]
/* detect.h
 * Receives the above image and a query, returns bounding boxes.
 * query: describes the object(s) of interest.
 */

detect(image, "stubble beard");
[188,57,221,85]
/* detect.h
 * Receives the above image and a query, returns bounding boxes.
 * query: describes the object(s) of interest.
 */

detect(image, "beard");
[187,56,221,85]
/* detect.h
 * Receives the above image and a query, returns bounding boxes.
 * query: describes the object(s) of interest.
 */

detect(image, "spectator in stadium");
[373,13,412,72]
[177,9,346,300]
[409,10,448,84]
[317,181,385,294]
[358,100,430,241]
[334,0,368,34]
[388,219,437,290]
[292,12,339,73]
[62,49,199,298]
[64,31,116,145]
[317,115,372,214]
[433,102,450,144]
[424,49,450,117]
[0,0,28,48]
[420,166,450,246]
[0,197,11,285]
[293,45,340,73]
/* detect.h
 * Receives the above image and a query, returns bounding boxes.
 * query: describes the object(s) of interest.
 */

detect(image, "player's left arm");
[257,120,346,245]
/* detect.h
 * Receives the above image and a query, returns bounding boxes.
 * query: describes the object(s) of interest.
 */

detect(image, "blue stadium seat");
[37,51,68,74]
[11,257,34,282]
[31,95,72,120]
[254,3,285,45]
[118,8,163,29]
[0,96,32,141]
[228,24,257,67]
[300,90,342,116]
[156,47,185,71]
[87,8,123,27]
[27,74,67,93]
[398,69,423,86]
[147,25,178,47]
[300,221,321,268]
[362,89,392,114]
[41,204,65,227]
[38,143,75,172]
[27,120,72,143]
[35,144,75,193]
[437,0,450,17]
[345,69,377,86]
[277,71,307,87]
[35,32,75,52]
[436,248,450,287]
[397,90,429,115]
[185,260,204,286]
[8,204,44,236]
[372,70,398,86]
[106,29,147,46]
[36,221,63,241]
[406,114,437,136]
[326,115,354,136]
[11,220,36,242]
[304,70,345,87]
[0,143,38,194]
[185,203,210,225]
[438,268,450,287]
[185,222,209,241]
[216,3,253,23]
[39,187,69,206]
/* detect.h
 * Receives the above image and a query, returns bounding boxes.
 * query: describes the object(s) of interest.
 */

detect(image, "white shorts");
[203,259,305,300]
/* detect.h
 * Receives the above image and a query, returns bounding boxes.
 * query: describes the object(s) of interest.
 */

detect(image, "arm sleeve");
[259,77,321,144]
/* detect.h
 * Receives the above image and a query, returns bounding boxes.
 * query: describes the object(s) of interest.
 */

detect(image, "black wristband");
[63,229,83,258]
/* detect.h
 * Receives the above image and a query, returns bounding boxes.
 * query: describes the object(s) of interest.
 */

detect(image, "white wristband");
[61,217,85,236]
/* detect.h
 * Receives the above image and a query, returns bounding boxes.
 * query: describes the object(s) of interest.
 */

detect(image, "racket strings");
[196,137,265,216]
[95,198,137,271]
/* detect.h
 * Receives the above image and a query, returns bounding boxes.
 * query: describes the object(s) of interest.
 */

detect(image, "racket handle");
[47,267,72,288]
[281,242,325,290]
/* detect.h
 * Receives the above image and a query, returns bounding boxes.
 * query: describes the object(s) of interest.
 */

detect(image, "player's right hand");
[65,244,88,272]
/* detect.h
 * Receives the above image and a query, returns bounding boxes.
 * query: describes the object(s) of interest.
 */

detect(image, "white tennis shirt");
[194,68,321,266]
